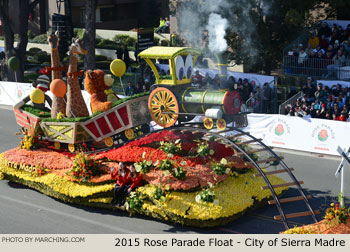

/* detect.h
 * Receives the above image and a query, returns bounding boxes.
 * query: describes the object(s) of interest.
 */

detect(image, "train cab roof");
[138,46,201,86]
[138,46,201,60]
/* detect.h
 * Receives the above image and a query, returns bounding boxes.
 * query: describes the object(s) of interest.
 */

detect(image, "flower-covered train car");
[14,94,151,152]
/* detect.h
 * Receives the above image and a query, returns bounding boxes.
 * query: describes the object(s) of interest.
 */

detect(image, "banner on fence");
[0,81,32,105]
[316,79,350,88]
[323,20,350,30]
[244,113,350,156]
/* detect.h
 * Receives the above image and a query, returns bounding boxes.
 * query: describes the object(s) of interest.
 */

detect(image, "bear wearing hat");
[14,75,52,111]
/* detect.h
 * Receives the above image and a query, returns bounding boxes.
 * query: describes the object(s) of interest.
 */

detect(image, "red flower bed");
[127,130,201,147]
[180,141,235,160]
[96,146,168,163]
[2,131,253,188]
[142,164,227,190]
[127,129,235,160]
[3,148,72,170]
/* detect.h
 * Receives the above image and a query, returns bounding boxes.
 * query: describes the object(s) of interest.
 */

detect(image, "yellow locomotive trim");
[144,58,160,83]
[181,87,192,113]
[201,90,209,113]
[138,46,201,59]
[138,46,201,86]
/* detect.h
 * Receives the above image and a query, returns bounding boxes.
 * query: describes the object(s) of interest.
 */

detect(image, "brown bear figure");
[84,69,112,113]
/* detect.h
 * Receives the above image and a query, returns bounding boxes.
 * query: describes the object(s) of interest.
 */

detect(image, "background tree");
[82,0,98,70]
[0,0,40,81]
[172,0,349,74]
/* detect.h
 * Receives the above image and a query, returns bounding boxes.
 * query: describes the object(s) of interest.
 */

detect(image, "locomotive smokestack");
[216,52,229,90]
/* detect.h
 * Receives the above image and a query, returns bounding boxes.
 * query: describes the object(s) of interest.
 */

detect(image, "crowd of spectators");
[284,77,350,122]
[125,67,274,113]
[191,71,274,113]
[287,22,350,77]
[124,65,155,96]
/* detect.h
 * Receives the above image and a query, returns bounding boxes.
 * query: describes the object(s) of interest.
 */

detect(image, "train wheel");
[203,117,213,130]
[54,142,61,150]
[217,119,227,131]
[68,144,75,153]
[148,87,179,128]
[124,128,135,140]
[104,137,114,147]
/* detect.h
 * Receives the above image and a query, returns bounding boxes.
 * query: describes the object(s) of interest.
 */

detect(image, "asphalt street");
[0,106,348,234]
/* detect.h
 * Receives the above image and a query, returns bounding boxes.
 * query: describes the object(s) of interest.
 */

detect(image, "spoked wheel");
[203,117,213,129]
[68,144,75,152]
[124,128,135,140]
[148,87,179,128]
[217,119,227,131]
[104,137,114,147]
[54,142,61,150]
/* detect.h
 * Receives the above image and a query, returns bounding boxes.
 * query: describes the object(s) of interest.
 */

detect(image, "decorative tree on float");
[65,39,89,117]
[47,31,67,118]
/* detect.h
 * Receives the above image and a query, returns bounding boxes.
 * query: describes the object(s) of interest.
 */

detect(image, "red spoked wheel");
[203,117,214,130]
[217,119,227,131]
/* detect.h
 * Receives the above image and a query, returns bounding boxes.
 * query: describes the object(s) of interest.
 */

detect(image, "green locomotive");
[139,46,242,130]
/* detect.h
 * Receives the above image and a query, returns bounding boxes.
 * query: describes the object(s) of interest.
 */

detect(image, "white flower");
[195,194,201,203]
[209,149,215,155]
[175,139,181,144]
[225,168,231,174]
[167,153,174,158]
[134,164,142,172]
[180,161,187,166]
[220,158,227,165]
[142,151,146,159]
[153,160,159,166]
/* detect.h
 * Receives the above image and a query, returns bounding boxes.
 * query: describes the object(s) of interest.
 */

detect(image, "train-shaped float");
[14,46,247,151]
[139,46,245,130]
[7,46,320,230]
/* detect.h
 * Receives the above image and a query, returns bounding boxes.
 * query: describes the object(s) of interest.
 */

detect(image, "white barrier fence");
[0,81,32,105]
[244,113,350,156]
[1,81,348,156]
[0,81,92,114]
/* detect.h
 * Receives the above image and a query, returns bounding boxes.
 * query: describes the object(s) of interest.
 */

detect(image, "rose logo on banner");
[274,124,284,136]
[17,88,23,99]
[318,129,328,142]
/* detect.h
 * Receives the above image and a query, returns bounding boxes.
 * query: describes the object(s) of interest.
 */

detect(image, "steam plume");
[206,13,228,53]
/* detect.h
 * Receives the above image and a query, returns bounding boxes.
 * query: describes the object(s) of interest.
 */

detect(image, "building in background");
[68,0,169,31]
[6,0,169,36]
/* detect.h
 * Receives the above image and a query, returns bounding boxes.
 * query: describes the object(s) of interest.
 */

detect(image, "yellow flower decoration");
[56,112,65,119]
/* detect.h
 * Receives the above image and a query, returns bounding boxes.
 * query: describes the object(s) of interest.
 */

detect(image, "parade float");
[0,39,320,229]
